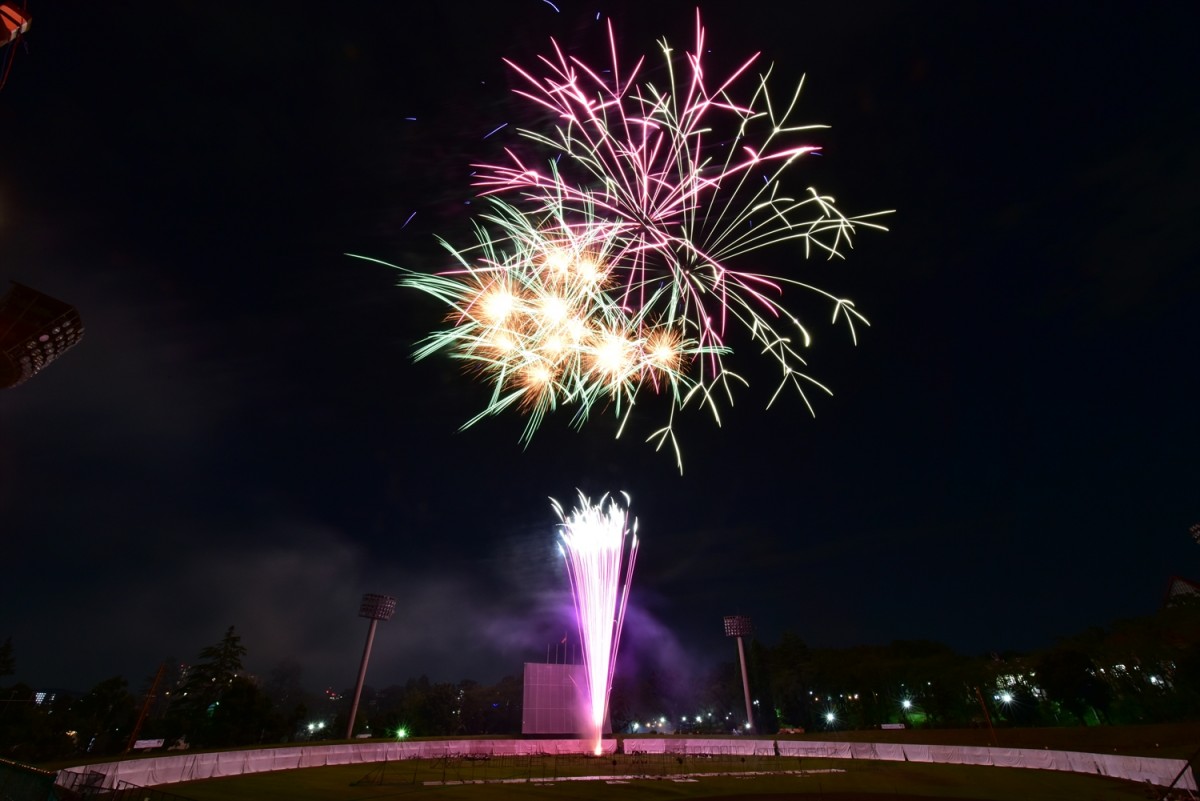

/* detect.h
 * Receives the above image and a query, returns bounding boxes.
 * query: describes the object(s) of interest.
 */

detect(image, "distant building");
[1163,575,1200,607]
[0,282,84,388]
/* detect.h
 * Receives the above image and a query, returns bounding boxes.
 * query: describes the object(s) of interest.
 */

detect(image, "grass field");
[150,724,1198,801]
[168,755,1160,801]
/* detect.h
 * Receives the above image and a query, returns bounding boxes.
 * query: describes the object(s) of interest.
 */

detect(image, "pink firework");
[378,10,889,469]
[553,491,638,755]
[474,9,886,369]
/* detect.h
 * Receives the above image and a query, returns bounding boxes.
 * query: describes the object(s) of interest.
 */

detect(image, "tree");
[417,681,462,736]
[609,663,694,733]
[747,639,777,733]
[69,676,136,756]
[208,676,273,746]
[456,679,523,735]
[461,677,527,735]
[263,660,306,709]
[764,632,812,731]
[1172,641,1200,717]
[1035,648,1112,725]
[195,626,248,683]
[184,626,247,704]
[262,660,309,741]
[169,626,249,746]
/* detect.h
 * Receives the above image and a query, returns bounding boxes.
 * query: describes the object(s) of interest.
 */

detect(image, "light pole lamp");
[0,282,85,389]
[345,593,396,739]
[723,615,755,733]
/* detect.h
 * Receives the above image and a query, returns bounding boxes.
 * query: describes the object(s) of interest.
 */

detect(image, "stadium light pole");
[345,593,396,739]
[0,282,85,389]
[724,615,755,733]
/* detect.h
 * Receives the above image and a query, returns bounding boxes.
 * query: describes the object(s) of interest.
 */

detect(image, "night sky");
[1,1,1197,696]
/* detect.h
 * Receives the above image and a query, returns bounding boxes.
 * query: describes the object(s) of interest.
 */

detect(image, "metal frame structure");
[723,614,755,733]
[345,593,397,739]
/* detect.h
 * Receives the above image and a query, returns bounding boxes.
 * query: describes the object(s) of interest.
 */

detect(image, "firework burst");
[368,10,889,469]
[364,198,724,446]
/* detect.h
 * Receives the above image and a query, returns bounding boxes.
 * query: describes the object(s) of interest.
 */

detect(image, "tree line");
[1,597,1197,764]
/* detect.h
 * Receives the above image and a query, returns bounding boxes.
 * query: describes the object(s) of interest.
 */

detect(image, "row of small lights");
[306,686,1085,740]
[296,694,1037,741]
[306,720,412,739]
[305,720,411,740]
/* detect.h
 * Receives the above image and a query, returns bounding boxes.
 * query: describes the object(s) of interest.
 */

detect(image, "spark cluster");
[384,200,722,444]
[381,11,889,468]
[553,491,638,756]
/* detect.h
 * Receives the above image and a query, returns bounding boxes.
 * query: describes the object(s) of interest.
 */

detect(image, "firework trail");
[369,10,889,468]
[553,491,638,755]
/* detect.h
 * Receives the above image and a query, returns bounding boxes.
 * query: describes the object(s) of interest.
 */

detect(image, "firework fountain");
[552,491,638,755]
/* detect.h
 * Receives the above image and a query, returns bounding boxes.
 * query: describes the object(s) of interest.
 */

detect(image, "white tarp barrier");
[899,743,933,763]
[848,742,906,762]
[633,738,772,757]
[56,738,1193,791]
[1064,748,1101,774]
[909,744,1193,790]
[776,740,1192,790]
[1098,753,1190,787]
[660,738,773,756]
[776,740,854,759]
[983,748,1026,769]
[628,738,774,756]
[625,739,666,754]
[58,738,617,789]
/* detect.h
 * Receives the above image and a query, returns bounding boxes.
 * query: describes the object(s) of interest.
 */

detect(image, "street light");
[723,615,755,734]
[345,593,396,739]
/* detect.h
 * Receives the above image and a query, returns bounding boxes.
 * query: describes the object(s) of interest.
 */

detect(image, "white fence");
[56,739,615,790]
[56,736,1194,792]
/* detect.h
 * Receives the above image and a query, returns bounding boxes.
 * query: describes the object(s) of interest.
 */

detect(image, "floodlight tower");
[0,282,84,389]
[724,615,755,733]
[345,593,396,739]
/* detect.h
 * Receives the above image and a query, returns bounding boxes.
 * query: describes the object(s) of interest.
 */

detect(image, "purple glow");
[552,491,638,755]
